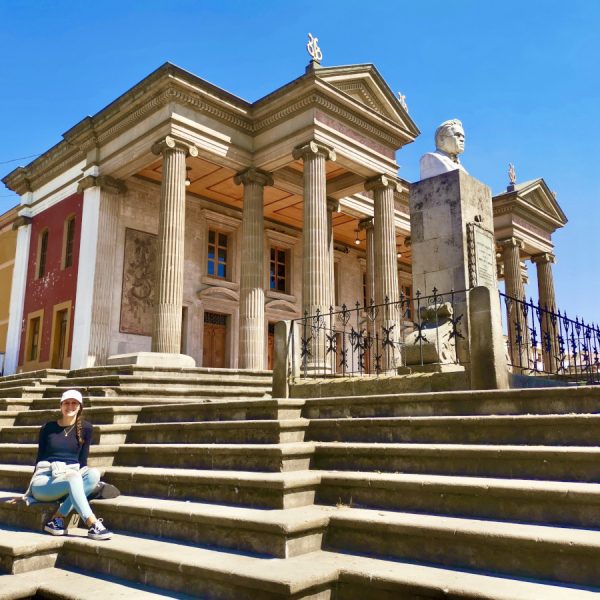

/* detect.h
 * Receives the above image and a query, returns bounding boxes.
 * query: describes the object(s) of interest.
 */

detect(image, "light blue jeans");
[31,467,100,521]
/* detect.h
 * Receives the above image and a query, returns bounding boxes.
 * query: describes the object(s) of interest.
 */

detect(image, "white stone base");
[106,352,196,368]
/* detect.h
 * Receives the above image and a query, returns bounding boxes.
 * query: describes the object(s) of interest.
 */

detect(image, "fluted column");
[532,252,558,372]
[235,167,273,370]
[500,237,528,368]
[293,140,336,370]
[366,175,401,372]
[326,198,339,309]
[359,217,375,306]
[151,136,198,354]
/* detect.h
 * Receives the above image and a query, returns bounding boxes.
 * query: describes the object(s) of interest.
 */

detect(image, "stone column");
[4,215,32,375]
[72,175,126,369]
[151,136,198,354]
[366,175,401,371]
[293,140,336,371]
[500,237,528,369]
[235,167,273,370]
[359,217,375,306]
[326,198,339,309]
[532,252,558,372]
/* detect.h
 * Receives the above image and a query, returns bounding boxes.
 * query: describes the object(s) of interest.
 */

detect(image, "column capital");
[234,167,273,187]
[326,197,340,213]
[151,135,198,158]
[11,215,32,231]
[358,216,374,231]
[292,140,336,162]
[77,175,127,194]
[531,252,556,265]
[365,174,401,193]
[498,237,524,251]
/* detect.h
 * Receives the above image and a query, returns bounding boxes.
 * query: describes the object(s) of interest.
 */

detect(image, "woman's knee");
[86,468,101,487]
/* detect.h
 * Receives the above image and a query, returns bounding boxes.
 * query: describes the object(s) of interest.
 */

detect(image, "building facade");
[1,60,565,374]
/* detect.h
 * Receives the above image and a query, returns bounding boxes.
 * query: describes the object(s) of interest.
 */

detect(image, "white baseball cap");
[60,389,83,405]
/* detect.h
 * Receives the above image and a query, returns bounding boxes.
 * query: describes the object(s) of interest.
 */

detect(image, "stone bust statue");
[419,119,468,179]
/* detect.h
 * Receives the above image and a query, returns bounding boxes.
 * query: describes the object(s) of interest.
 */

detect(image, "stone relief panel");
[119,228,156,335]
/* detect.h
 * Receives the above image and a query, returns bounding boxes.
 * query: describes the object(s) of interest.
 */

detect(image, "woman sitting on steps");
[22,389,119,540]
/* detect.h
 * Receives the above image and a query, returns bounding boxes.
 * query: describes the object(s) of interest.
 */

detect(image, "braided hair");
[75,406,85,446]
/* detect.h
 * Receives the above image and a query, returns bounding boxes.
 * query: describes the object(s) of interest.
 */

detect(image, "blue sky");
[1,0,598,319]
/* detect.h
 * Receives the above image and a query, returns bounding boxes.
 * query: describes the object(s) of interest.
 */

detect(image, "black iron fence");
[290,289,467,378]
[500,292,600,384]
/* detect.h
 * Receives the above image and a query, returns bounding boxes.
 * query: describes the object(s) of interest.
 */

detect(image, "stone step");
[13,405,143,426]
[317,471,600,528]
[1,419,308,446]
[67,365,273,380]
[0,528,64,575]
[125,419,307,444]
[0,441,312,472]
[1,529,597,599]
[1,527,338,598]
[1,567,198,599]
[0,492,331,559]
[0,386,47,400]
[113,443,314,472]
[136,398,304,423]
[0,369,66,384]
[43,384,271,399]
[0,444,118,467]
[308,414,600,445]
[325,507,600,588]
[56,373,273,390]
[29,395,253,409]
[0,399,32,412]
[314,442,600,482]
[0,464,319,509]
[302,386,600,418]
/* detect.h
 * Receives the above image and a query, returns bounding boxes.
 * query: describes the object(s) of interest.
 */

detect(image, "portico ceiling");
[138,154,408,256]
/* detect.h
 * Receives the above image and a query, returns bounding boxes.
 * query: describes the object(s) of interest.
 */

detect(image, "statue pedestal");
[409,170,507,388]
[107,352,196,369]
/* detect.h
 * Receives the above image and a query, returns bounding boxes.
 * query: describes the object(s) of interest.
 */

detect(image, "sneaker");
[44,517,66,536]
[88,518,112,541]
[88,482,120,501]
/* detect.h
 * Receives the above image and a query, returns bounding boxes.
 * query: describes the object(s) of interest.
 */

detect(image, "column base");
[106,352,196,368]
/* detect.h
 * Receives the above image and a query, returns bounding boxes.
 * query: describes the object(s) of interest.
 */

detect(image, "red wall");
[19,193,83,366]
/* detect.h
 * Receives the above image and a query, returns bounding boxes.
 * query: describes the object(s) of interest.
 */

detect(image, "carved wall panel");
[119,228,156,335]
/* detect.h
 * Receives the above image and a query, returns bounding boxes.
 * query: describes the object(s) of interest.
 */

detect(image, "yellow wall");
[0,207,19,355]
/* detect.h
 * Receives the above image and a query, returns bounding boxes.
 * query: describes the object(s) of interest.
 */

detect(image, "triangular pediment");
[315,65,419,137]
[517,179,568,225]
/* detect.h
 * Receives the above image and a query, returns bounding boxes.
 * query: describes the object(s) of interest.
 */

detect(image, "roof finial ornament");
[397,92,408,113]
[306,33,323,65]
[508,163,516,191]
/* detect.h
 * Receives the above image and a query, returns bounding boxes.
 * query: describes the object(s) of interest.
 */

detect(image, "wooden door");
[203,312,227,368]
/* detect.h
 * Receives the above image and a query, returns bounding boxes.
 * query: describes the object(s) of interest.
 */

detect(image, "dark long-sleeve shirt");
[35,421,93,467]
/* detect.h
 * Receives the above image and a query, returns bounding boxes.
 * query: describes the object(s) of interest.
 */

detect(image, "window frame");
[36,229,49,279]
[269,245,289,294]
[62,215,76,269]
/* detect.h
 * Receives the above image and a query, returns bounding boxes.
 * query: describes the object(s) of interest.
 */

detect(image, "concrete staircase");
[0,368,599,598]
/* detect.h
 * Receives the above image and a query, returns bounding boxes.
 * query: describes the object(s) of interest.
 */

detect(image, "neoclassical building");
[1,57,566,374]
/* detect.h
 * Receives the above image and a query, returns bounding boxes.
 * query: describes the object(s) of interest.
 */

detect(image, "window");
[37,230,49,278]
[269,247,288,292]
[63,216,76,268]
[29,317,41,361]
[207,229,228,279]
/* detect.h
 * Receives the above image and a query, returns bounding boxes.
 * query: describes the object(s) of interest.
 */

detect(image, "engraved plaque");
[468,223,496,288]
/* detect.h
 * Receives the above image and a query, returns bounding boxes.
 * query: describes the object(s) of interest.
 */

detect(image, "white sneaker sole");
[44,526,66,536]
[88,531,112,540]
